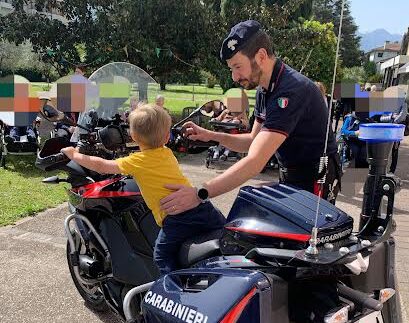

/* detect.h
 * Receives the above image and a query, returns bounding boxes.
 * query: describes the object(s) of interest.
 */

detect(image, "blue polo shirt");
[254,59,337,168]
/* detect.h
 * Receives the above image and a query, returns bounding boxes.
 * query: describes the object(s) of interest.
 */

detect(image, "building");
[367,41,401,73]
[381,28,409,87]
[0,0,67,24]
[397,28,409,85]
[381,55,409,87]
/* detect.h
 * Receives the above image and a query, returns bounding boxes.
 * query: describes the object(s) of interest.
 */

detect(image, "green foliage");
[367,73,383,83]
[275,19,338,88]
[341,66,366,83]
[312,0,362,67]
[1,0,339,89]
[0,40,58,81]
[363,60,377,78]
[201,71,218,88]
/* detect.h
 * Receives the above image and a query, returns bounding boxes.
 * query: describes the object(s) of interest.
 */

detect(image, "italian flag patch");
[277,97,289,109]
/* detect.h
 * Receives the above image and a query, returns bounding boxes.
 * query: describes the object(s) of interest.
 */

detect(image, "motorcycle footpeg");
[337,284,383,311]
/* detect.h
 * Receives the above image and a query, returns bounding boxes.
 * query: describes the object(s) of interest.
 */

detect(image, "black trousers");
[279,154,342,204]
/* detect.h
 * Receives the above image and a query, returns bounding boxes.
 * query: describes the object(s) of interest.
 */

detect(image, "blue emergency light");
[358,123,405,143]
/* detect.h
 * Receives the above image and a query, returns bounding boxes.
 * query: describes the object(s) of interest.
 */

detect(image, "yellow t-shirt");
[116,147,192,226]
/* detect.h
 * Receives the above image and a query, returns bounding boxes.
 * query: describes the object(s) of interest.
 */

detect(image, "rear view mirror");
[200,100,226,118]
[40,99,76,127]
[40,99,64,122]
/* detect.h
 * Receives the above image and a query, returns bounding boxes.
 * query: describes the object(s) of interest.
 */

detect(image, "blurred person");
[155,95,170,113]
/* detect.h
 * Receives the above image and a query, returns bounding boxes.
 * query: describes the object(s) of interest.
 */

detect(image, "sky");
[349,0,409,35]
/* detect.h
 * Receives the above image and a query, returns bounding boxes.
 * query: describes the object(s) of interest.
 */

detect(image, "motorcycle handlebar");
[36,151,70,172]
[209,120,245,128]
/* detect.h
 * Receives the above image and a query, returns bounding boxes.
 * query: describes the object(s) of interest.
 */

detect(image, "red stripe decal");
[72,176,141,198]
[276,63,285,87]
[225,226,310,242]
[220,287,257,323]
[313,182,322,197]
[85,191,141,198]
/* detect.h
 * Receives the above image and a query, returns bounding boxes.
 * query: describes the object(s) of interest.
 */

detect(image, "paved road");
[1,137,408,322]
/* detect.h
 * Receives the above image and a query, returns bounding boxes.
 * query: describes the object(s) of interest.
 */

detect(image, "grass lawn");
[30,82,52,95]
[0,155,68,226]
[160,84,256,115]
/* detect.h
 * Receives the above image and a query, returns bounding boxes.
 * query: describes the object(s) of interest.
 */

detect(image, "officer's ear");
[254,48,268,66]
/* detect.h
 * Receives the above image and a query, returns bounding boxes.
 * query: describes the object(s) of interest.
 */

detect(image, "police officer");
[160,20,341,215]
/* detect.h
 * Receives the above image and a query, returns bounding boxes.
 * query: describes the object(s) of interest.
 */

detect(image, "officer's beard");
[237,59,262,90]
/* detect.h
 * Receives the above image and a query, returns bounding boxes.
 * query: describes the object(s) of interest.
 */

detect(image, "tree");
[341,66,366,83]
[1,0,221,89]
[0,0,341,92]
[0,39,57,80]
[363,60,377,79]
[275,20,338,89]
[0,40,21,72]
[312,0,361,67]
[125,0,219,90]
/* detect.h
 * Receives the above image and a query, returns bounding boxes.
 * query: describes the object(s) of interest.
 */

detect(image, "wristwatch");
[196,186,209,203]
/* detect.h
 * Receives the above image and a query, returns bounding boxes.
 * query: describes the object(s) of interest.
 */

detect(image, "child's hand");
[60,147,77,159]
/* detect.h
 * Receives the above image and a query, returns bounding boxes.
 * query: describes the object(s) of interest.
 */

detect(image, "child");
[61,104,226,275]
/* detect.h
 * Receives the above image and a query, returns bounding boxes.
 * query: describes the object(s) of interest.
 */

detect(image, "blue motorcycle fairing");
[221,184,354,255]
[142,268,287,323]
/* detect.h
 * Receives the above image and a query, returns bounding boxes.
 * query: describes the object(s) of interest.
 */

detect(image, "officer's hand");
[160,184,201,215]
[182,121,213,142]
[61,146,78,159]
[355,130,359,136]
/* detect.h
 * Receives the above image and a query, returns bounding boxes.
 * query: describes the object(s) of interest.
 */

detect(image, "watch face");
[198,188,209,200]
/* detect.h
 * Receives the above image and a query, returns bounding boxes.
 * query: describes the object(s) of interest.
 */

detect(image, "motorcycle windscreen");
[77,62,160,126]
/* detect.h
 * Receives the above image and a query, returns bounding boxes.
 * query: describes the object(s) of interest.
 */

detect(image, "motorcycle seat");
[178,229,222,268]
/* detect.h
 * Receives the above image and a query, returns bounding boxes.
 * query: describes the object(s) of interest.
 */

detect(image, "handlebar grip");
[54,152,70,163]
[209,120,242,127]
[190,140,218,146]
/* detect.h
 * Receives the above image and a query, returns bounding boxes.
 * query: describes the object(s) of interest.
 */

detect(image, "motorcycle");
[205,119,248,168]
[36,63,403,323]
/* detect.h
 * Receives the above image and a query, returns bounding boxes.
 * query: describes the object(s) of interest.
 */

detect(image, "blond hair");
[128,104,171,148]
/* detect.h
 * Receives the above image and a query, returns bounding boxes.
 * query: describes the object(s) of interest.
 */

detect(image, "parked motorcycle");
[205,119,247,168]
[36,63,403,323]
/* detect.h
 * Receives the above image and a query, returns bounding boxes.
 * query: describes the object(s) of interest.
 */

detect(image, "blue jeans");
[154,202,226,275]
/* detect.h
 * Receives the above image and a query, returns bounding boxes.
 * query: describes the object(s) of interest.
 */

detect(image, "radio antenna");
[305,0,346,257]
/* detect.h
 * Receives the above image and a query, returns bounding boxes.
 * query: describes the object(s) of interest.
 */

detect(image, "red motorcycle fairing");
[72,176,141,198]
[68,176,143,213]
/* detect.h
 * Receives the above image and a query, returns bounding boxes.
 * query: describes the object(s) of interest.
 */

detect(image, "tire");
[66,234,109,312]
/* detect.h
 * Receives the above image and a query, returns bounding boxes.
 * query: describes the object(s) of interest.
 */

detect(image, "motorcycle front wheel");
[66,234,109,312]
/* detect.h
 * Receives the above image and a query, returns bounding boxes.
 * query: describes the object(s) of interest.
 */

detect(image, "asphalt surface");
[1,137,409,322]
